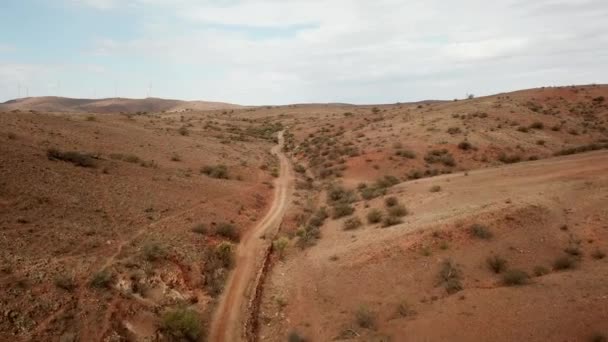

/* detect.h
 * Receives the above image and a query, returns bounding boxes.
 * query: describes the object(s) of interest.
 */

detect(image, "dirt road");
[209,131,294,342]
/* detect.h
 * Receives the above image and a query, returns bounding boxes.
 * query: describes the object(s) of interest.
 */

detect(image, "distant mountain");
[0,96,243,113]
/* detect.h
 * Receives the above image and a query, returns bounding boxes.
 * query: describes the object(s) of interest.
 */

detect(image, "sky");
[0,0,607,105]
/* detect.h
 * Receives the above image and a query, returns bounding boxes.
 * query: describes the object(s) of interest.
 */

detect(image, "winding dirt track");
[209,131,294,342]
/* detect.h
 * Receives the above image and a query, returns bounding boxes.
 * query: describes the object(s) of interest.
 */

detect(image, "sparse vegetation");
[367,209,383,224]
[215,222,240,242]
[161,308,202,341]
[533,266,549,277]
[469,223,492,239]
[332,203,355,219]
[502,269,529,286]
[355,306,376,329]
[142,242,167,262]
[553,256,576,270]
[382,216,403,228]
[438,259,462,294]
[201,164,229,179]
[387,205,408,218]
[498,153,522,164]
[90,270,113,289]
[273,237,290,259]
[458,141,473,150]
[343,216,362,230]
[47,148,96,168]
[429,185,442,193]
[487,255,507,274]
[191,223,207,235]
[424,149,456,167]
[384,196,399,207]
[54,274,76,291]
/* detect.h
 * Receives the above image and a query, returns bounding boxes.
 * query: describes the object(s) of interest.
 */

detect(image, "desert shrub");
[332,203,355,219]
[382,216,403,227]
[328,185,356,204]
[375,175,400,188]
[396,301,415,317]
[592,249,606,260]
[517,126,529,133]
[178,126,189,136]
[161,308,202,341]
[47,148,96,168]
[533,266,549,276]
[438,259,462,294]
[564,245,582,257]
[273,237,290,258]
[215,222,240,242]
[201,164,229,179]
[343,216,362,230]
[395,149,416,159]
[294,164,306,173]
[447,127,462,135]
[591,334,607,342]
[288,331,307,342]
[308,207,329,228]
[470,224,493,239]
[367,209,383,224]
[110,153,141,164]
[529,121,544,129]
[424,149,456,167]
[388,205,408,217]
[355,306,376,329]
[429,185,442,192]
[458,141,473,150]
[7,132,16,139]
[143,242,166,262]
[536,140,546,146]
[487,255,507,273]
[498,153,522,164]
[553,143,608,156]
[384,196,399,207]
[215,242,234,268]
[191,224,207,235]
[502,269,529,286]
[171,153,181,162]
[359,185,387,200]
[54,274,76,291]
[90,270,113,289]
[553,256,576,270]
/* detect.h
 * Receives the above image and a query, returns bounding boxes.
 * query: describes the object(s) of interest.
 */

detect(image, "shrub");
[355,306,375,329]
[498,153,522,164]
[591,249,606,260]
[109,153,141,164]
[375,175,400,188]
[294,164,306,173]
[47,148,96,168]
[395,149,416,159]
[458,141,473,150]
[533,266,549,277]
[171,153,181,162]
[359,186,387,200]
[553,256,576,270]
[447,127,462,135]
[517,126,529,133]
[343,216,362,230]
[564,245,582,257]
[288,331,307,342]
[54,274,76,291]
[591,334,607,342]
[384,196,399,207]
[201,165,229,179]
[143,242,166,262]
[273,237,290,258]
[191,224,207,234]
[487,255,507,273]
[382,216,403,228]
[332,203,355,219]
[161,308,202,341]
[388,205,408,218]
[215,223,240,242]
[90,270,113,289]
[429,185,442,193]
[438,260,462,294]
[215,242,235,268]
[425,149,456,167]
[396,301,415,317]
[178,126,189,136]
[367,209,383,224]
[470,224,493,239]
[529,121,544,129]
[7,132,16,140]
[502,269,529,286]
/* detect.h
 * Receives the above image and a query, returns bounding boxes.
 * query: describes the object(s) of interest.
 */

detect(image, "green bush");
[502,269,529,286]
[215,222,240,242]
[47,148,96,168]
[367,209,383,224]
[487,255,507,273]
[343,216,362,230]
[161,308,202,341]
[470,224,493,239]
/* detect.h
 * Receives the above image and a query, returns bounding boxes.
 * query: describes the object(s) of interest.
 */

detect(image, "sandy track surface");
[209,131,294,342]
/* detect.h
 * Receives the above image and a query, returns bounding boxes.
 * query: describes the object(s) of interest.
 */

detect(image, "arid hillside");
[0,84,607,342]
[0,96,243,114]
[0,109,281,341]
